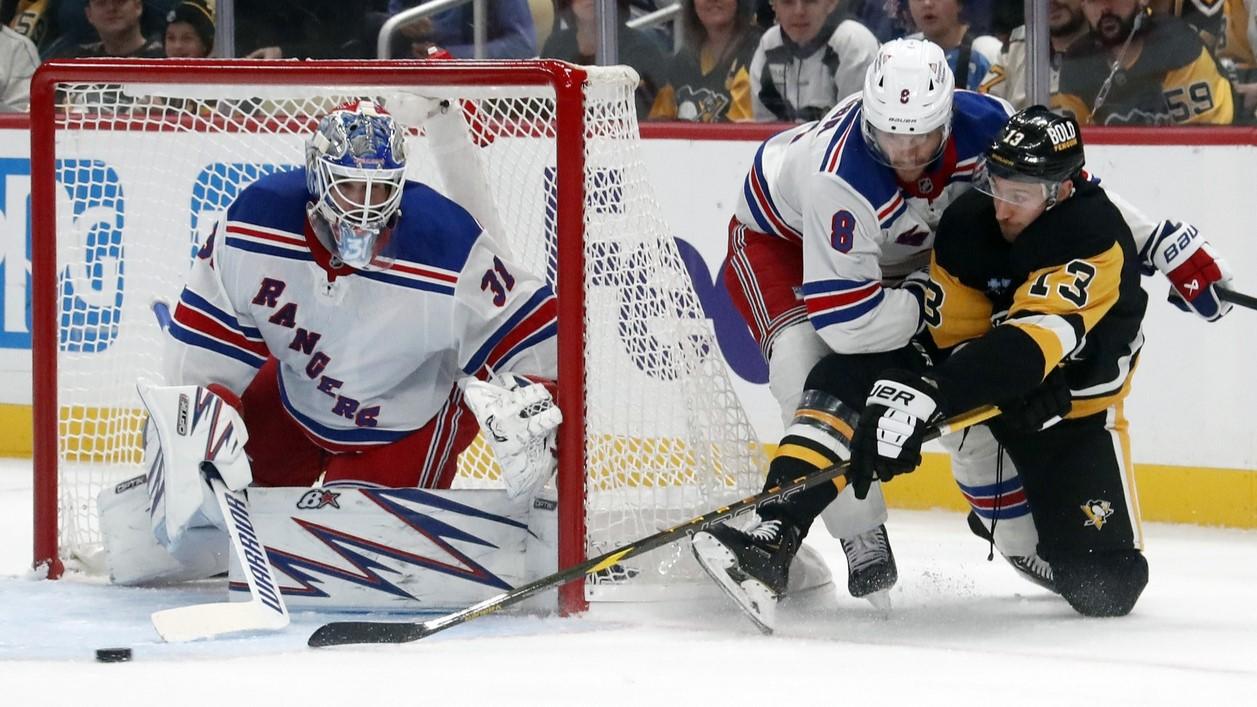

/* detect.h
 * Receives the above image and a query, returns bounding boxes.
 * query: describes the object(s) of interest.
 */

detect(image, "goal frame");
[28,58,593,613]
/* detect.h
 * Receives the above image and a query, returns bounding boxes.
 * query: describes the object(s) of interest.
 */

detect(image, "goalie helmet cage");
[29,59,767,614]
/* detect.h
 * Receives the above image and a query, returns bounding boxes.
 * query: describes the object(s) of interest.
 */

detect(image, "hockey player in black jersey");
[693,106,1152,631]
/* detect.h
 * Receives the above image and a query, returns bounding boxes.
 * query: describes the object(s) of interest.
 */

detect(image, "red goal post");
[29,59,767,613]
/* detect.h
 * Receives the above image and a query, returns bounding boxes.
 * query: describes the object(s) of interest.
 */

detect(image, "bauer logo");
[56,160,126,353]
[190,163,293,260]
[0,158,32,349]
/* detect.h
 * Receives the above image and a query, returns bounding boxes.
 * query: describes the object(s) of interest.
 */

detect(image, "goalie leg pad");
[98,475,228,585]
[138,384,253,552]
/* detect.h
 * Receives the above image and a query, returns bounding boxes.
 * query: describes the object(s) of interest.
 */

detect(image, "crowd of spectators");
[2,0,1255,124]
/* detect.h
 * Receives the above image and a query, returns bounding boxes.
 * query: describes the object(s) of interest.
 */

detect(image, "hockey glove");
[1143,221,1234,322]
[898,269,933,335]
[462,374,562,500]
[995,366,1072,433]
[850,370,943,500]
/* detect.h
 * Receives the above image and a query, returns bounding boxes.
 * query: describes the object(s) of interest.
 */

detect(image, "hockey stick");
[307,405,1000,648]
[150,468,290,641]
[1219,287,1257,311]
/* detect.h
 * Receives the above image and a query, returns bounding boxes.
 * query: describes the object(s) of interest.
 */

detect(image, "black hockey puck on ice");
[95,647,132,663]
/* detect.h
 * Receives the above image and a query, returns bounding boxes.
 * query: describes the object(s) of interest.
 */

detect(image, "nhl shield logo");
[917,176,934,194]
[1081,499,1114,529]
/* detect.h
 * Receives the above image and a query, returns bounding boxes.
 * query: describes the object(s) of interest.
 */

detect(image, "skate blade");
[691,532,777,635]
[864,589,892,613]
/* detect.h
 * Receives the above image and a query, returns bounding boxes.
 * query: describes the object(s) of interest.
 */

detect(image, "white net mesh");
[42,63,766,598]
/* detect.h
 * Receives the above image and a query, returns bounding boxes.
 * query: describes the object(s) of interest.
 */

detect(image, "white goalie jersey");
[165,168,558,451]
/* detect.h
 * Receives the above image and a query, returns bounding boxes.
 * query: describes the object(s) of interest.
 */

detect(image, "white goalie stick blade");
[690,531,777,635]
[151,476,289,642]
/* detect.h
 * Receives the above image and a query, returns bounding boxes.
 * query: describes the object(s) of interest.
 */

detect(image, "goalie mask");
[306,100,408,270]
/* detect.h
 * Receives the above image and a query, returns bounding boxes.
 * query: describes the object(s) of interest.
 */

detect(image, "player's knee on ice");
[1052,550,1148,617]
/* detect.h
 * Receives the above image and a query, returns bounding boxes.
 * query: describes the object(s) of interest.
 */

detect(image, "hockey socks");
[761,390,858,530]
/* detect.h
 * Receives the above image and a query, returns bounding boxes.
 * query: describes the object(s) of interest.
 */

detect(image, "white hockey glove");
[138,383,253,551]
[462,374,562,500]
[1142,221,1234,322]
[897,268,933,334]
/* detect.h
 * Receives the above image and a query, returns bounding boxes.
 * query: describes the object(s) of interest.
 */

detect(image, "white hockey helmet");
[861,39,955,169]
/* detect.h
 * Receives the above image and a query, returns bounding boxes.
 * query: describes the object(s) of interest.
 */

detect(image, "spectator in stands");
[748,0,879,122]
[980,0,1089,109]
[162,0,211,58]
[238,1,385,59]
[385,0,537,59]
[50,0,162,58]
[1054,0,1234,124]
[2,22,38,112]
[650,0,763,121]
[542,0,668,119]
[1156,0,1257,123]
[904,0,1001,90]
[35,0,173,58]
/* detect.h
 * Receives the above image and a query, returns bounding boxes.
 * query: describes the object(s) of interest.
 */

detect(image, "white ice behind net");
[49,67,767,596]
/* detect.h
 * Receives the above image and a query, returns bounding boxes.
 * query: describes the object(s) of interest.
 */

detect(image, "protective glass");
[973,159,1055,209]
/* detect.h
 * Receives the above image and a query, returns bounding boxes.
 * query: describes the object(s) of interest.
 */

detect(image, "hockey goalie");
[97,99,566,614]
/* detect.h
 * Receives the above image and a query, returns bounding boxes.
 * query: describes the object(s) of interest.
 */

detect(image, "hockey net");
[30,60,766,609]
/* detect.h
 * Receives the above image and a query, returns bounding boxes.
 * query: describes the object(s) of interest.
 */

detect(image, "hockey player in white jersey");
[124,100,561,582]
[703,38,1236,630]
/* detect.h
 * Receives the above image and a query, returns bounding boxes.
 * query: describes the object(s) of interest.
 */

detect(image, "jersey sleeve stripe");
[1006,313,1079,375]
[463,288,558,374]
[746,142,803,242]
[178,289,263,340]
[172,303,269,357]
[803,280,884,326]
[168,320,268,369]
[821,108,859,173]
[358,267,458,294]
[876,193,908,229]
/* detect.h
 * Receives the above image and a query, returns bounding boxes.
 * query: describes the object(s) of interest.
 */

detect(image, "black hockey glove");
[995,366,1072,433]
[850,370,944,500]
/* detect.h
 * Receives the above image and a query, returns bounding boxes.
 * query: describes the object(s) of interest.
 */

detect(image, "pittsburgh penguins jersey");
[166,169,557,452]
[749,18,880,122]
[924,180,1148,419]
[649,28,762,123]
[1053,13,1234,125]
[733,90,1013,354]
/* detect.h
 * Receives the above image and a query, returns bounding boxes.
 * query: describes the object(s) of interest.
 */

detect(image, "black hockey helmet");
[977,106,1083,209]
[985,105,1084,183]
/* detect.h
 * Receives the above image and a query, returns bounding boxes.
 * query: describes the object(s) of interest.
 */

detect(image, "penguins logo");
[1081,499,1114,530]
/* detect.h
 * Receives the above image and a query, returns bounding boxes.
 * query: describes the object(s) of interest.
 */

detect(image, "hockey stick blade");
[308,406,998,648]
[1219,287,1257,311]
[152,599,290,642]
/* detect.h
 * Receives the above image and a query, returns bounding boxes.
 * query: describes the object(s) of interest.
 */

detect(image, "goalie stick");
[146,299,291,641]
[307,405,1000,648]
[149,467,291,641]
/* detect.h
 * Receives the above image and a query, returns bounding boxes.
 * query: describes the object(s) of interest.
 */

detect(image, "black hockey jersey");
[922,180,1148,419]
[649,28,762,122]
[1053,13,1234,125]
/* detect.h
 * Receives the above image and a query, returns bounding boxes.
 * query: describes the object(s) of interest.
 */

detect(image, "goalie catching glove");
[1141,221,1233,322]
[461,374,562,500]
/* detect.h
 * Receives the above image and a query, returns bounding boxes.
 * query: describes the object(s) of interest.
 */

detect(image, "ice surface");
[1,460,1253,706]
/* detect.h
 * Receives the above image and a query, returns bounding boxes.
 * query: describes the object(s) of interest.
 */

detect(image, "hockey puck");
[95,647,132,663]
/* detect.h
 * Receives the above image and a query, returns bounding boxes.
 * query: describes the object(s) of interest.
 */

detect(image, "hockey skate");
[691,516,801,635]
[966,511,1058,593]
[840,524,897,610]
